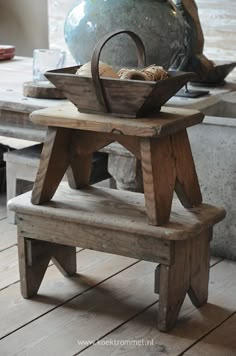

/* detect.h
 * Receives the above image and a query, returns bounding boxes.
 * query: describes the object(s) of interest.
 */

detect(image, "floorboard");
[183,313,236,356]
[0,219,17,251]
[0,249,137,340]
[71,260,236,356]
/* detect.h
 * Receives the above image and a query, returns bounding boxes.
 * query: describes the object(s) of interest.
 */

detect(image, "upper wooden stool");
[29,102,204,225]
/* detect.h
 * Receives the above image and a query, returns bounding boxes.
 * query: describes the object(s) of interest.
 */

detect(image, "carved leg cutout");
[140,137,176,225]
[188,229,211,307]
[31,127,72,205]
[18,237,76,298]
[171,129,202,207]
[156,240,191,332]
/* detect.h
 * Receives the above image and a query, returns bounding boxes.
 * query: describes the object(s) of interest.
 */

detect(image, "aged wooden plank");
[0,219,17,251]
[72,260,236,356]
[140,136,176,225]
[183,313,236,356]
[172,129,202,207]
[0,250,137,339]
[17,214,172,265]
[0,261,157,355]
[9,184,226,242]
[29,102,204,138]
[18,238,77,298]
[0,258,234,355]
[31,127,72,204]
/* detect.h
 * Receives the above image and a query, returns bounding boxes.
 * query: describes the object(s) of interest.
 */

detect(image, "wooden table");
[30,103,204,225]
[0,56,67,141]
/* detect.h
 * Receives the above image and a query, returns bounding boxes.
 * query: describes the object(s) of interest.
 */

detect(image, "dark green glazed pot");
[64,0,188,69]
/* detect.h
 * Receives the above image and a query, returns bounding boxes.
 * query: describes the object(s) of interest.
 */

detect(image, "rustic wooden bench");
[8,183,225,332]
[4,144,110,222]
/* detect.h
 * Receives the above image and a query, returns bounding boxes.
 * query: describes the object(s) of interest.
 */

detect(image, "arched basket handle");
[91,29,146,113]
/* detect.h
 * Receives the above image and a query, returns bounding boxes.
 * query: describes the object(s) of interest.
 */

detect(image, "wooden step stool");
[8,183,225,332]
[4,144,110,223]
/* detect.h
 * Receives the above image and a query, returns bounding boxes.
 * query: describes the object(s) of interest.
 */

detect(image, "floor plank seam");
[0,279,20,293]
[72,301,159,356]
[210,257,225,267]
[0,247,85,292]
[178,310,236,356]
[0,243,17,253]
[0,259,140,341]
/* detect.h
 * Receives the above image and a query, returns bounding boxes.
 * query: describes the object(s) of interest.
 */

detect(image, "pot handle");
[91,29,146,113]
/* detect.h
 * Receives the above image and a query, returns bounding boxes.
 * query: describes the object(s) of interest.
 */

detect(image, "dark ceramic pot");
[64,0,188,69]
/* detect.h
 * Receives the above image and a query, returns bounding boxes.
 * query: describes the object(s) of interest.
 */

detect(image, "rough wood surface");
[18,238,76,298]
[0,249,136,339]
[140,136,176,225]
[1,259,235,355]
[16,213,172,265]
[172,129,202,207]
[29,102,204,137]
[23,81,66,99]
[74,260,236,356]
[31,128,72,204]
[9,183,226,241]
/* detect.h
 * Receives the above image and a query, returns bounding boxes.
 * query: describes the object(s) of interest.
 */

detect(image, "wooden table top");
[30,102,204,138]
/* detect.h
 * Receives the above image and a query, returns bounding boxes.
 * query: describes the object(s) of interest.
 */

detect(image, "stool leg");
[140,137,176,225]
[156,240,191,332]
[18,237,76,298]
[188,228,211,307]
[155,230,211,332]
[171,129,202,207]
[31,127,72,204]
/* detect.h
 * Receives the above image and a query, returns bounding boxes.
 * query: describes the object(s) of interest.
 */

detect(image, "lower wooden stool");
[9,183,225,332]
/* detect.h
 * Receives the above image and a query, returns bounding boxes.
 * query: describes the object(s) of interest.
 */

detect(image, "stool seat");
[9,183,225,332]
[4,144,110,223]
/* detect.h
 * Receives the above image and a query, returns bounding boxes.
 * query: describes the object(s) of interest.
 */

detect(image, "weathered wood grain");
[0,261,157,355]
[9,184,226,242]
[73,260,236,356]
[0,249,136,339]
[31,127,72,204]
[29,102,204,138]
[140,137,176,225]
[1,259,235,355]
[18,238,76,298]
[184,313,236,356]
[172,129,202,207]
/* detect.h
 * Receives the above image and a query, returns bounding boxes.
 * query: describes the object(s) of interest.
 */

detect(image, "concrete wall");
[0,0,49,56]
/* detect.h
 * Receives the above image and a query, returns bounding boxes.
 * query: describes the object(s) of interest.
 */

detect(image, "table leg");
[31,127,72,204]
[140,136,176,225]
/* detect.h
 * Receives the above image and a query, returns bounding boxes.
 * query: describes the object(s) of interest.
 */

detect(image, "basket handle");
[91,29,146,113]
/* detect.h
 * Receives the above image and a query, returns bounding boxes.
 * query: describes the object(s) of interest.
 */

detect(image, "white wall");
[0,0,49,56]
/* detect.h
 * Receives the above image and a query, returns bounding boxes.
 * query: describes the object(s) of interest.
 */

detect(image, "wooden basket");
[45,30,195,118]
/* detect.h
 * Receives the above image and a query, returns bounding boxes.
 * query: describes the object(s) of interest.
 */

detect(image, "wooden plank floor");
[0,192,235,355]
